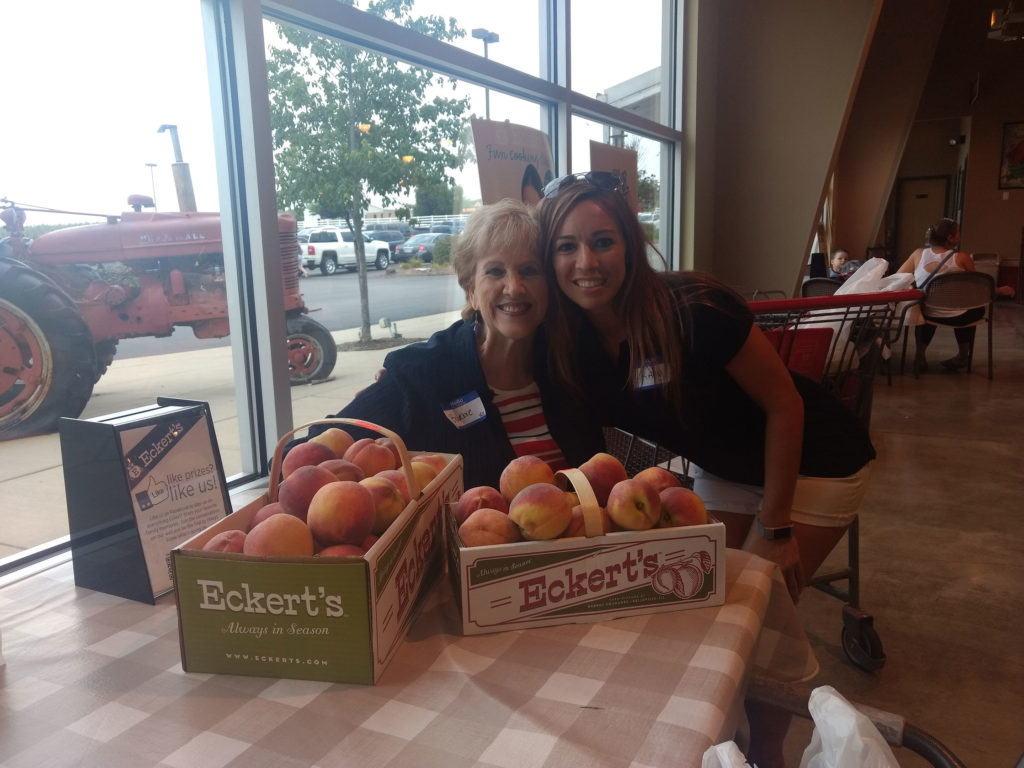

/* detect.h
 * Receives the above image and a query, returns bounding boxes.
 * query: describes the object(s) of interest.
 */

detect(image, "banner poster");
[472,118,555,205]
[589,141,640,213]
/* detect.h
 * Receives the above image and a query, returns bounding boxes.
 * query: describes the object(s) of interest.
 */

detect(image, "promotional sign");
[472,118,555,205]
[59,398,229,603]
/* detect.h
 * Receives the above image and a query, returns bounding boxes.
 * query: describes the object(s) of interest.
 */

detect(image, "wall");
[702,1,877,296]
[831,0,949,263]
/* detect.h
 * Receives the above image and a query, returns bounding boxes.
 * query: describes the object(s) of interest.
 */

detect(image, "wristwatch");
[756,519,793,540]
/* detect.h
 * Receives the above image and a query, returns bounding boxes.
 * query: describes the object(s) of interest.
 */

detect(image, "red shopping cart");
[747,289,920,671]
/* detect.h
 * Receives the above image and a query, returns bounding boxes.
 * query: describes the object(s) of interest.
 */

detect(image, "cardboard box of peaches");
[171,419,463,685]
[446,452,726,635]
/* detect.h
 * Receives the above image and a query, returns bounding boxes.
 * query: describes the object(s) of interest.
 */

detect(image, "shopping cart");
[746,289,920,671]
[606,289,920,672]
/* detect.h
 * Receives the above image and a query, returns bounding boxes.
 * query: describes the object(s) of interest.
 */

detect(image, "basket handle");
[269,418,420,503]
[554,468,604,537]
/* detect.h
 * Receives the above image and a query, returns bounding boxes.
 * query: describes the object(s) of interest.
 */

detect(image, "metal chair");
[900,271,995,379]
[801,277,844,297]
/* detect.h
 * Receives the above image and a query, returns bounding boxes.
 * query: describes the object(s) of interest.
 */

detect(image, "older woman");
[310,199,602,489]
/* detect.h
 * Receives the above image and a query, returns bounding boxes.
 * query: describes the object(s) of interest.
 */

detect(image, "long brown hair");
[536,182,684,402]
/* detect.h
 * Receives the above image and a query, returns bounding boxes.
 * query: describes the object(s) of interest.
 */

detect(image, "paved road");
[116,270,463,358]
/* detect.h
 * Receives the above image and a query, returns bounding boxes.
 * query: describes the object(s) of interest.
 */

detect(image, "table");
[0,549,816,767]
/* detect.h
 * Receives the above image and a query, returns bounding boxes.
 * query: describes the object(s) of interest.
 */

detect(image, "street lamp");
[145,163,158,209]
[471,28,500,120]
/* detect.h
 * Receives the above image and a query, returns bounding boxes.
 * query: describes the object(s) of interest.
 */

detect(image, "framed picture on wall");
[998,121,1024,189]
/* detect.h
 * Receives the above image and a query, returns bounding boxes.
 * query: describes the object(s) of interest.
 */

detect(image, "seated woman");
[897,217,979,372]
[303,199,603,489]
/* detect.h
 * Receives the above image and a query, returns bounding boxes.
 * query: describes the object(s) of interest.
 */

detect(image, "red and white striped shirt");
[491,382,568,471]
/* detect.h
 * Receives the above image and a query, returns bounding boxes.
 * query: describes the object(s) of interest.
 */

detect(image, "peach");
[633,466,683,494]
[459,507,523,547]
[413,453,448,474]
[309,427,355,458]
[282,440,337,479]
[410,460,438,490]
[375,437,402,467]
[277,464,338,522]
[659,486,709,528]
[202,529,247,552]
[499,455,555,502]
[375,469,411,502]
[243,513,315,557]
[509,482,573,540]
[361,534,380,551]
[249,501,285,530]
[359,475,407,534]
[344,438,396,476]
[318,458,365,483]
[306,480,376,546]
[606,478,661,531]
[317,543,365,557]
[563,504,612,538]
[578,452,629,506]
[454,485,508,525]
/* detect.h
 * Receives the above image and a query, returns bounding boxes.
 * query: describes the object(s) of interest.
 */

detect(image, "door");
[895,176,948,265]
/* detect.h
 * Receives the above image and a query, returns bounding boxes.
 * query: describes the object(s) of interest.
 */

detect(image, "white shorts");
[691,464,872,528]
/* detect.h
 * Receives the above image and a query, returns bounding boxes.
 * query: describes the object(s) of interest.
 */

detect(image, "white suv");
[302,228,392,275]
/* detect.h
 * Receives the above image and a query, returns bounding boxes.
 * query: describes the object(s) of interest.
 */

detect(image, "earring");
[472,309,482,334]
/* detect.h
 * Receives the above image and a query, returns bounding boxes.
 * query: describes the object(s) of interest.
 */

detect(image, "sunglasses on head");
[542,171,628,199]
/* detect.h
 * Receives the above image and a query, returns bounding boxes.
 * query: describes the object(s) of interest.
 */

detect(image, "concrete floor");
[779,301,1024,767]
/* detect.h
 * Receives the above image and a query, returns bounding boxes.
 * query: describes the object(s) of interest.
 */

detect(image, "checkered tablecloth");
[0,548,816,767]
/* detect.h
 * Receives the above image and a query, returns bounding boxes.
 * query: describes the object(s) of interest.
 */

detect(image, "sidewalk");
[0,311,461,560]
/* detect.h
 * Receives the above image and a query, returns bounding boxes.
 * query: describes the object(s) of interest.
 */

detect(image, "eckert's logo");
[516,546,714,613]
[393,519,435,615]
[195,581,346,618]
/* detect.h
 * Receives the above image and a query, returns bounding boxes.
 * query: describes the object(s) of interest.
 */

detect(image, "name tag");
[443,391,487,429]
[636,358,670,390]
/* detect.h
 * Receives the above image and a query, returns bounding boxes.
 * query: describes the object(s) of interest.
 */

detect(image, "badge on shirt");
[443,391,487,428]
[636,357,671,390]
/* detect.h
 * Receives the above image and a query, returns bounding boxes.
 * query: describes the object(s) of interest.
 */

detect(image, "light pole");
[471,28,499,120]
[145,163,158,209]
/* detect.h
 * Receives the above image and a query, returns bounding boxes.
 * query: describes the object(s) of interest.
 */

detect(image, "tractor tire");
[374,249,390,270]
[286,314,337,385]
[320,255,338,276]
[0,257,97,439]
[94,339,119,382]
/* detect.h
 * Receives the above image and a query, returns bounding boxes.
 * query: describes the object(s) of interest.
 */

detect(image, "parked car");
[394,232,450,263]
[303,227,392,274]
[364,229,406,252]
[364,221,412,238]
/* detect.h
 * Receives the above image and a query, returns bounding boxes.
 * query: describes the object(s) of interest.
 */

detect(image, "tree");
[637,170,660,215]
[414,181,456,217]
[266,0,471,341]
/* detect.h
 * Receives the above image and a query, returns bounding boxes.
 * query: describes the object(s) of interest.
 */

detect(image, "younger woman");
[537,173,876,599]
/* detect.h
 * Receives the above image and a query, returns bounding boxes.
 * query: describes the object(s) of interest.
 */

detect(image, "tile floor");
[779,300,1024,767]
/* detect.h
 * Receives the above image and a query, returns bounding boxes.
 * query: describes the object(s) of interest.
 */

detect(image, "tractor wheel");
[374,249,390,270]
[320,255,338,276]
[286,314,337,385]
[0,257,97,439]
[94,339,119,382]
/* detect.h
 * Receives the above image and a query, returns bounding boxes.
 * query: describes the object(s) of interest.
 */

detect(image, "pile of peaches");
[197,427,447,558]
[456,452,709,548]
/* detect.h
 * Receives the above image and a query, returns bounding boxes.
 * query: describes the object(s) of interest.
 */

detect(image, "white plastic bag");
[799,686,899,768]
[701,741,754,768]
[835,257,914,295]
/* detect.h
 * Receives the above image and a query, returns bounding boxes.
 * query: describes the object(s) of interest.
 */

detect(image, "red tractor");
[0,197,336,439]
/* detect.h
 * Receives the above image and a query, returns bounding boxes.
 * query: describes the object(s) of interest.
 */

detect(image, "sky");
[1,0,662,227]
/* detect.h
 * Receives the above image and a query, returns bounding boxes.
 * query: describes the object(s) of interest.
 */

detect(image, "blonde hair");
[452,200,542,321]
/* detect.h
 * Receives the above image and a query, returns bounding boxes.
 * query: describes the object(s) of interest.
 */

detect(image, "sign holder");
[59,397,230,603]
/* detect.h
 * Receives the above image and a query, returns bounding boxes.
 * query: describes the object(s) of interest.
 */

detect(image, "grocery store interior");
[2,1,1023,767]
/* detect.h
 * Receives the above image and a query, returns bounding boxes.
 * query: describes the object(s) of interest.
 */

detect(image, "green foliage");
[414,181,456,216]
[403,257,424,269]
[637,170,660,215]
[432,236,453,266]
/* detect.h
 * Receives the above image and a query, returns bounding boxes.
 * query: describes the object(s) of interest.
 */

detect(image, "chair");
[801,277,844,297]
[900,271,995,379]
